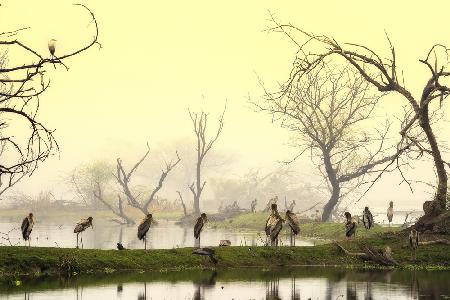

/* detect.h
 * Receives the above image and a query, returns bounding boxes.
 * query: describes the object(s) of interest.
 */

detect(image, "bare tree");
[265,16,450,229]
[115,144,181,215]
[68,161,134,224]
[0,4,100,196]
[188,107,225,214]
[256,62,407,221]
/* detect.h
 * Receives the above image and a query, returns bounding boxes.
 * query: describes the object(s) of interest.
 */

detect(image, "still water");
[1,268,449,299]
[0,220,314,249]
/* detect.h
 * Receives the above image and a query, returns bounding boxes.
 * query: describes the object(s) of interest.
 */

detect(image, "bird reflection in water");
[291,278,300,300]
[138,282,147,300]
[192,271,217,300]
[265,278,280,300]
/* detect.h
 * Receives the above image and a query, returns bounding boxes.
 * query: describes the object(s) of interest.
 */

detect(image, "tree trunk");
[193,156,203,214]
[321,149,341,221]
[418,105,447,212]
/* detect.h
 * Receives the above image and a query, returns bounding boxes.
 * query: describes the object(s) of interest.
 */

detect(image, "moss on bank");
[208,212,400,239]
[0,231,449,279]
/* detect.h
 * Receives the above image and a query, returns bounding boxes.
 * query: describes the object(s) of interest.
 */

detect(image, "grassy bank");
[208,212,400,239]
[0,231,449,279]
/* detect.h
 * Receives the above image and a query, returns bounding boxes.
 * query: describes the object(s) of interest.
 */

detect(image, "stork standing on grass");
[285,210,300,246]
[387,201,394,227]
[21,213,35,247]
[137,214,153,250]
[74,217,93,249]
[344,212,357,239]
[265,203,283,247]
[362,206,374,230]
[194,213,207,248]
[409,228,419,260]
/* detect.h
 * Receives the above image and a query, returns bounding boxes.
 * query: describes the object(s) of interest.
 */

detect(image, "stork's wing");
[21,217,28,232]
[264,216,272,236]
[74,223,83,233]
[270,219,283,241]
[21,217,29,239]
[194,217,203,239]
[287,213,300,235]
[137,219,151,240]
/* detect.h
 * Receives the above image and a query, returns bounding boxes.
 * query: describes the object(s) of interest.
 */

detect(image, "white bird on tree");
[74,216,93,249]
[137,214,153,250]
[21,212,35,247]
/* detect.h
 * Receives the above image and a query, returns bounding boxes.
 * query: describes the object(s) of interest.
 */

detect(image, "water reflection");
[4,268,450,299]
[0,220,314,249]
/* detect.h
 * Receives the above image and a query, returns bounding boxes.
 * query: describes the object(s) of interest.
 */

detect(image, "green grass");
[0,231,449,279]
[208,212,400,239]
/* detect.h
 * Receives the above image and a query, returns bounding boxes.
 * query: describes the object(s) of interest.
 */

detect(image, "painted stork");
[387,201,394,226]
[409,228,419,260]
[48,39,56,56]
[285,210,300,246]
[194,213,207,248]
[137,214,153,250]
[265,203,283,247]
[362,206,374,230]
[74,216,93,249]
[344,212,357,239]
[21,213,35,247]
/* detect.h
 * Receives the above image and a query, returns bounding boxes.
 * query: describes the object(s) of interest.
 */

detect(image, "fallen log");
[335,242,398,266]
[419,239,450,245]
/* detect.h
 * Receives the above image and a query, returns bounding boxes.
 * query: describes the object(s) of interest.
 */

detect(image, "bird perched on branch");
[387,201,394,226]
[344,212,357,239]
[362,206,374,230]
[285,210,300,246]
[48,39,57,68]
[194,213,208,248]
[409,228,419,260]
[74,216,93,249]
[137,214,153,250]
[21,212,35,247]
[265,203,283,247]
[48,39,56,56]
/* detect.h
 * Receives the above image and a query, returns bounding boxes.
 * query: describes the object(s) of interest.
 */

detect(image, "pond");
[1,268,449,299]
[0,220,315,250]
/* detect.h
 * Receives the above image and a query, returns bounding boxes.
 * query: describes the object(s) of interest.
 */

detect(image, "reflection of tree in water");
[265,278,280,300]
[182,226,188,247]
[192,271,217,300]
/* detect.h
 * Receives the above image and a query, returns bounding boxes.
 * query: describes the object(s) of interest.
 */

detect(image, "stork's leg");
[144,235,147,250]
[199,234,201,248]
[76,233,79,249]
[81,233,84,249]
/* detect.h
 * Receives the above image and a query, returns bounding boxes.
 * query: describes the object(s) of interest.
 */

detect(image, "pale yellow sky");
[1,0,450,210]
